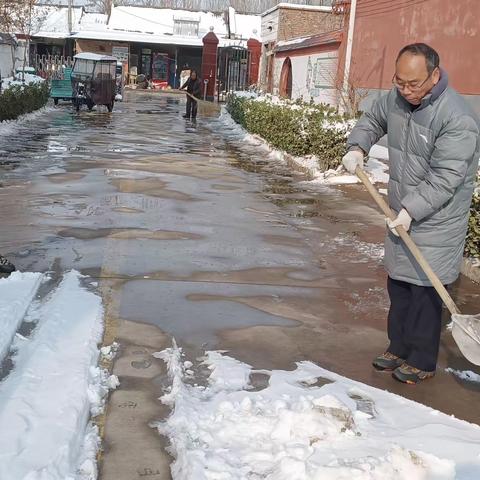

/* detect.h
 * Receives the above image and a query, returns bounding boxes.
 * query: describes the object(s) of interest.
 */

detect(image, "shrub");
[226,94,353,171]
[0,81,49,122]
[464,175,480,258]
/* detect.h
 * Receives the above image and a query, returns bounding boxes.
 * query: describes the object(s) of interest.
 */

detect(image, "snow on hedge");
[1,73,45,92]
[156,344,480,480]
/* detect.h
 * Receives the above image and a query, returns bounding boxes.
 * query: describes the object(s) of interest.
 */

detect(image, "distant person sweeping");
[180,70,202,120]
[342,43,479,384]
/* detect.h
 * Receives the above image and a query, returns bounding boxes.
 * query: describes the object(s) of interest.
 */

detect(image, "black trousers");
[387,276,444,372]
[186,96,198,118]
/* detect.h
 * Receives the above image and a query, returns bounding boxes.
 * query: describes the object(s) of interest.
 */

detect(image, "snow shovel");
[356,166,480,366]
[169,89,221,116]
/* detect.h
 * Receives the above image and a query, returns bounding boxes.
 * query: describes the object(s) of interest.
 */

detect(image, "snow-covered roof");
[108,6,227,38]
[228,7,261,40]
[276,30,343,52]
[74,52,116,61]
[30,5,260,47]
[31,7,107,38]
[33,6,83,38]
[262,2,333,17]
[79,12,108,31]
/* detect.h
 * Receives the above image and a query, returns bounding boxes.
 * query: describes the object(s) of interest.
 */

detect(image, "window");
[73,59,95,77]
[174,20,199,36]
[313,57,338,89]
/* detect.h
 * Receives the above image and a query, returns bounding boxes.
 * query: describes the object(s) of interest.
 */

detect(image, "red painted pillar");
[247,38,262,86]
[201,29,219,101]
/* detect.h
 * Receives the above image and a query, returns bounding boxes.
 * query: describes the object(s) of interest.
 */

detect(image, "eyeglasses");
[392,71,433,92]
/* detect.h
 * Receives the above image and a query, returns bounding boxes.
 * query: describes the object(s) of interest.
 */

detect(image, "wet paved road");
[0,91,479,478]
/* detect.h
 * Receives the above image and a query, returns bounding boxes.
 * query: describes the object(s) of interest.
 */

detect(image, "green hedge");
[465,176,479,258]
[227,94,354,171]
[0,81,49,122]
[227,93,480,259]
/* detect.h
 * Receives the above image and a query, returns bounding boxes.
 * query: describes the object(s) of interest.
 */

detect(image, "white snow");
[156,344,480,480]
[221,108,389,185]
[446,368,480,383]
[277,36,309,47]
[262,2,332,17]
[0,272,43,361]
[0,270,113,480]
[1,73,45,91]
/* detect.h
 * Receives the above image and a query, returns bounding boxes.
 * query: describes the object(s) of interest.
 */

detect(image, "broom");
[169,89,221,117]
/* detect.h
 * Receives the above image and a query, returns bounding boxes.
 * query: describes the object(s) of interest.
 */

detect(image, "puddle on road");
[111,178,195,201]
[116,279,302,346]
[57,227,203,241]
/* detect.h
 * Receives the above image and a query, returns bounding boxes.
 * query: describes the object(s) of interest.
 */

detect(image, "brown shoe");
[372,352,404,371]
[392,363,435,385]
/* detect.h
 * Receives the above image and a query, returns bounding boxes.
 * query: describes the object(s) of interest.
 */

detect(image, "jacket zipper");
[400,111,413,193]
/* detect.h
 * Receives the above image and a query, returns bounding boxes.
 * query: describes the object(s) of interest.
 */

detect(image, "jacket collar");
[395,68,449,110]
[419,67,448,108]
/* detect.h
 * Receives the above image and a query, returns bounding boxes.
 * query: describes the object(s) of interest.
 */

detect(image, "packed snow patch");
[446,368,480,383]
[0,270,113,480]
[156,344,480,480]
[0,271,43,361]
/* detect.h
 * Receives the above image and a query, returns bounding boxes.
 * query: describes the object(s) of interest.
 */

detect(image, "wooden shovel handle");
[355,167,461,315]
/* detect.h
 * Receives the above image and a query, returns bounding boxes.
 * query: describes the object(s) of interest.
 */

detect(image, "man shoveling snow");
[343,43,479,384]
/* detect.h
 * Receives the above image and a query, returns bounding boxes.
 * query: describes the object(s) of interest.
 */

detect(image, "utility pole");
[67,0,73,34]
[342,0,357,114]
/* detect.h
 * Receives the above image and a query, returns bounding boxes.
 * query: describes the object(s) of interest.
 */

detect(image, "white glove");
[387,208,412,236]
[342,150,364,174]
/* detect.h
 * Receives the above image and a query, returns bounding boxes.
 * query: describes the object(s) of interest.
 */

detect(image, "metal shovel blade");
[451,314,480,366]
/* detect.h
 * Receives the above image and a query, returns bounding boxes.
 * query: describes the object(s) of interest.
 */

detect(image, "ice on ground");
[156,344,480,480]
[446,368,480,383]
[0,270,111,480]
[0,271,43,361]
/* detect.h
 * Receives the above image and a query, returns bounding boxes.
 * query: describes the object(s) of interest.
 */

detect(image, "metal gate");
[32,55,73,80]
[217,46,251,102]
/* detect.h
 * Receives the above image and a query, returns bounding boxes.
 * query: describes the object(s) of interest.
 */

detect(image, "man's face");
[191,72,197,80]
[394,53,440,105]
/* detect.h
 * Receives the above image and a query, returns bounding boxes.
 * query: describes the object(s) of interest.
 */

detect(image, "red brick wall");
[278,8,342,42]
[340,0,480,95]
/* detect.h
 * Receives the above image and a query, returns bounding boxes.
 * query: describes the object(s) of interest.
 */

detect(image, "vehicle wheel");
[106,102,114,113]
[53,98,59,106]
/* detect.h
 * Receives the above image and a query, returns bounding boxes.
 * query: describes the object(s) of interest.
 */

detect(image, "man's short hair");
[396,43,440,74]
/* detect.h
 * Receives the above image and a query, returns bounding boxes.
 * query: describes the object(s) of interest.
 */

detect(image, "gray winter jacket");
[347,72,479,286]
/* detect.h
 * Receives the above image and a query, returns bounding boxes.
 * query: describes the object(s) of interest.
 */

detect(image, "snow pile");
[156,345,480,480]
[0,271,43,361]
[0,270,114,480]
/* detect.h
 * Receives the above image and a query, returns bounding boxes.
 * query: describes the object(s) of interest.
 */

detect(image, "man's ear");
[432,67,441,85]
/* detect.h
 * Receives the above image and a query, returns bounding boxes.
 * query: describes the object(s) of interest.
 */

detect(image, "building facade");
[338,0,480,113]
[259,3,343,97]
